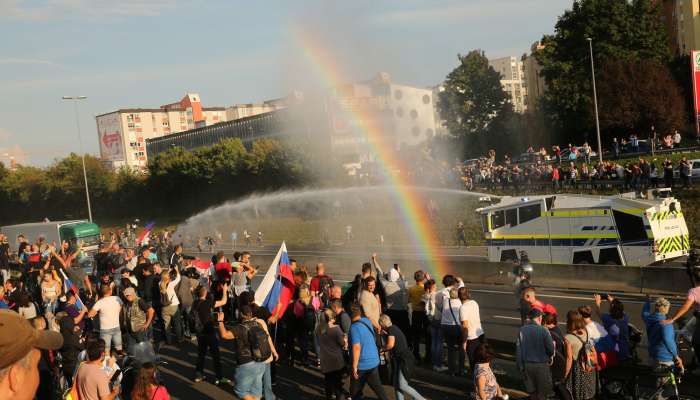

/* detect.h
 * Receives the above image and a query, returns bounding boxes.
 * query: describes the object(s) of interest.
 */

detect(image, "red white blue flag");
[255,242,295,319]
[136,221,155,246]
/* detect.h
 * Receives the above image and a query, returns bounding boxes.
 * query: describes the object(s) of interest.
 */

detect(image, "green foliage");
[0,138,314,224]
[537,0,671,143]
[438,50,513,155]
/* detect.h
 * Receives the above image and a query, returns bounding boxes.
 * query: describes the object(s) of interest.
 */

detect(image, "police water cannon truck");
[476,189,689,266]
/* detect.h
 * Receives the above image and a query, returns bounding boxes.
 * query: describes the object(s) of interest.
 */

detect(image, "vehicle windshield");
[76,234,100,248]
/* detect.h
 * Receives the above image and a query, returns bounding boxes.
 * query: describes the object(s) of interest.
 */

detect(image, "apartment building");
[488,56,528,113]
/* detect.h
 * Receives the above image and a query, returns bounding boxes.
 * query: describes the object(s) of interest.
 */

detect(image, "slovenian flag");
[255,242,295,319]
[136,221,155,246]
[59,268,85,310]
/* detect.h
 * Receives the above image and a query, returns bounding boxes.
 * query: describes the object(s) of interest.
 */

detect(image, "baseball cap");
[528,308,544,319]
[0,310,63,369]
[123,287,136,297]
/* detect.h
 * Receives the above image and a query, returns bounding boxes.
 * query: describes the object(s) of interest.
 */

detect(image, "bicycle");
[603,363,696,400]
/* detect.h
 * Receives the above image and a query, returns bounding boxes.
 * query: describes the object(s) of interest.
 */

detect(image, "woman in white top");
[458,287,484,371]
[159,266,182,344]
[18,293,38,320]
[41,270,62,314]
[441,287,465,376]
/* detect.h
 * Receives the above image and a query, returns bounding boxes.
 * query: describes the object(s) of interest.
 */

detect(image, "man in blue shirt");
[642,297,683,368]
[349,302,389,400]
[516,308,554,400]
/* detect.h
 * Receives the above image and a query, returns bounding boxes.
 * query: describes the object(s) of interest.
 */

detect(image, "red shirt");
[309,275,331,293]
[215,262,232,282]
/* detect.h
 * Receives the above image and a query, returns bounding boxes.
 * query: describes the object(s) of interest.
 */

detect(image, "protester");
[441,286,465,376]
[310,263,334,308]
[348,302,389,400]
[192,284,228,384]
[0,310,64,400]
[158,266,183,344]
[408,270,428,362]
[131,362,170,400]
[58,312,82,386]
[217,305,277,400]
[330,299,351,334]
[88,284,124,356]
[373,254,410,340]
[316,308,347,400]
[593,294,630,362]
[473,342,504,400]
[379,314,424,400]
[564,310,597,400]
[459,286,485,372]
[642,297,683,371]
[663,265,700,361]
[359,276,381,330]
[123,287,155,349]
[74,338,121,400]
[516,308,554,400]
[543,312,570,400]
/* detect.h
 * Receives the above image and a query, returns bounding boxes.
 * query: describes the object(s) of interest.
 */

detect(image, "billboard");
[692,51,700,137]
[96,112,125,162]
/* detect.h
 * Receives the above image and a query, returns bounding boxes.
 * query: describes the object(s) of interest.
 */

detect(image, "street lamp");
[62,95,93,222]
[587,38,603,163]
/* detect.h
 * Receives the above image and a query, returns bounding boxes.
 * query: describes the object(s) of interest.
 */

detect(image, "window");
[491,210,505,229]
[545,196,555,211]
[518,204,541,224]
[481,214,490,233]
[127,122,135,129]
[613,210,646,242]
[506,208,518,227]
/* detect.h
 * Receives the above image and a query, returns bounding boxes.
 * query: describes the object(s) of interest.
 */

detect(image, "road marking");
[493,315,566,325]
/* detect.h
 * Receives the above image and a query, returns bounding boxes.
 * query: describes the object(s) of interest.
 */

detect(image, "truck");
[0,220,101,268]
[475,189,690,266]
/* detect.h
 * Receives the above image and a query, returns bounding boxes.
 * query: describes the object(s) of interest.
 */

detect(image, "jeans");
[126,330,149,351]
[180,304,192,337]
[100,327,123,353]
[410,311,428,360]
[441,324,464,375]
[263,362,275,400]
[430,323,443,368]
[350,367,389,400]
[196,331,222,380]
[323,368,345,400]
[234,361,265,399]
[523,362,552,400]
[395,370,426,400]
[161,304,182,343]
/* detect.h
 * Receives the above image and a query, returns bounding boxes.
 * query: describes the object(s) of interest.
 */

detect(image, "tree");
[597,59,686,138]
[438,50,512,155]
[536,0,670,143]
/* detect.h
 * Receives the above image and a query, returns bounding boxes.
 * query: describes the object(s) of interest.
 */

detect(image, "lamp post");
[62,95,92,222]
[587,38,603,163]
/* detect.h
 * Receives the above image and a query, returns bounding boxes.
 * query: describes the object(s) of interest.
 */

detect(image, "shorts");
[234,361,265,398]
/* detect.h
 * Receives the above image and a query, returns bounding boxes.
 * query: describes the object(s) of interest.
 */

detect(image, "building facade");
[523,42,547,111]
[95,93,226,170]
[225,100,286,121]
[488,56,528,113]
[145,73,440,168]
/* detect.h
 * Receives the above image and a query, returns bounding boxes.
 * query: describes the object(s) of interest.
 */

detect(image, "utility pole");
[62,95,92,222]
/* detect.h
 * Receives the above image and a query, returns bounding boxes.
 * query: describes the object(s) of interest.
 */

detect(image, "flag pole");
[59,267,86,310]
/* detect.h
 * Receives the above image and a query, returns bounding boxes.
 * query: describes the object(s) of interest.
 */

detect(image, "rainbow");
[293,27,451,279]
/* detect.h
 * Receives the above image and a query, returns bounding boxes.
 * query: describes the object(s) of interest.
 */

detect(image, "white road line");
[472,288,654,305]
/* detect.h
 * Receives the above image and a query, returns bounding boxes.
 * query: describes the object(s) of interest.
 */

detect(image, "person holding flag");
[137,222,156,247]
[255,242,295,325]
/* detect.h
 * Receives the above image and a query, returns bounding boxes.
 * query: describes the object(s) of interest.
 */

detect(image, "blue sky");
[0,0,572,166]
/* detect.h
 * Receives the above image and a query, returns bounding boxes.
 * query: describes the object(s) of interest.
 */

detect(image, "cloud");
[0,58,67,69]
[373,0,563,25]
[0,0,180,21]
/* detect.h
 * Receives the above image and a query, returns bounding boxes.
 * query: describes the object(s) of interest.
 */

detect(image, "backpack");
[318,275,334,305]
[575,332,598,373]
[188,303,205,334]
[237,320,273,363]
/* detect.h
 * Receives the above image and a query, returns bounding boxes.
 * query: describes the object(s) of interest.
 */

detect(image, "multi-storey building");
[488,56,528,113]
[523,42,548,111]
[225,100,286,121]
[95,93,226,170]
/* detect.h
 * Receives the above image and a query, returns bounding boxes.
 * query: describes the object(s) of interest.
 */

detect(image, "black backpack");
[237,320,273,363]
[188,305,205,334]
[318,275,334,305]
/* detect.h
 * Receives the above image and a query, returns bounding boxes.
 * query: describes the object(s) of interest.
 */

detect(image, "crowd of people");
[1,230,699,400]
[450,140,695,195]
